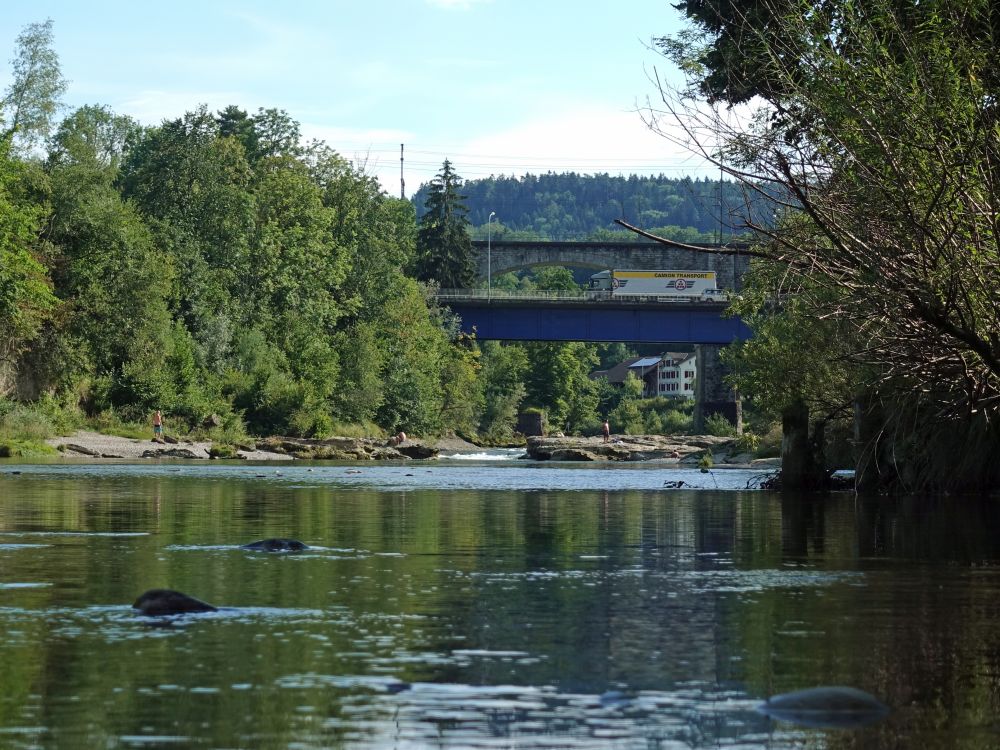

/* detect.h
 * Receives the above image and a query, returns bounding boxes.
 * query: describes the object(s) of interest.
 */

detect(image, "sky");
[0,1,708,195]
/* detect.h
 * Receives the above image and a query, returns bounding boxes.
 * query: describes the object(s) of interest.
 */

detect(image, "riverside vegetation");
[0,22,774,460]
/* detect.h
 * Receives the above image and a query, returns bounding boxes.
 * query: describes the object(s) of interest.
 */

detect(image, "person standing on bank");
[602,419,610,443]
[153,410,163,441]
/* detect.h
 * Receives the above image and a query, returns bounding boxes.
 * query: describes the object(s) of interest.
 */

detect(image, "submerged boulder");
[133,589,218,616]
[241,538,308,552]
[758,686,889,729]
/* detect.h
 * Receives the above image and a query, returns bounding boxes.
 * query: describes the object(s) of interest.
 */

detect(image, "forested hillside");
[412,171,755,242]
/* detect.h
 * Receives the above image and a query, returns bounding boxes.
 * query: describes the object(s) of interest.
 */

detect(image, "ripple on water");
[0,582,52,589]
[313,681,768,749]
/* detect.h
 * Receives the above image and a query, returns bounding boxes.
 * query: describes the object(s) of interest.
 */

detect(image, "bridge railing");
[435,288,730,304]
[436,288,606,301]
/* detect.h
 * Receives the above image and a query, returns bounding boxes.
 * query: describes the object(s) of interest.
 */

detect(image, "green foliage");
[413,160,474,287]
[208,443,240,459]
[608,398,643,435]
[2,19,68,151]
[532,266,579,291]
[523,341,599,433]
[0,439,56,457]
[704,413,738,437]
[733,431,760,453]
[417,172,757,241]
[698,450,714,469]
[0,136,57,360]
[0,29,653,446]
[664,0,1000,489]
[478,341,528,442]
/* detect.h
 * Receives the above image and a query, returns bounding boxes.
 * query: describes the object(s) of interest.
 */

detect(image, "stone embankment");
[254,436,438,461]
[46,431,441,461]
[526,434,778,467]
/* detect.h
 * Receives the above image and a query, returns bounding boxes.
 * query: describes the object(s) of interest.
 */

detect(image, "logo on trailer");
[612,278,621,289]
[674,279,688,291]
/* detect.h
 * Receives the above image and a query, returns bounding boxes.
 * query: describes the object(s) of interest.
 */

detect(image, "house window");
[685,371,694,378]
[684,383,692,391]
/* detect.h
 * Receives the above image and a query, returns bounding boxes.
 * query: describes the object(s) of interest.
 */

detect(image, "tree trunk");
[781,399,823,490]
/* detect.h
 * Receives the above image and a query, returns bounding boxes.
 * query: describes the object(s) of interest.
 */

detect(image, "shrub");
[734,431,761,453]
[661,409,693,435]
[704,413,738,437]
[755,423,783,458]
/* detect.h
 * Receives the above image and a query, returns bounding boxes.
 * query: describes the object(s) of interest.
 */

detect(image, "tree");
[523,341,599,434]
[45,107,175,413]
[414,160,474,287]
[478,341,528,442]
[0,135,56,372]
[2,19,67,151]
[532,266,579,292]
[656,0,1000,490]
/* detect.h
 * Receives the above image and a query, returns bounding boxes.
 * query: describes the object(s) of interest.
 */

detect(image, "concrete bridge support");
[693,345,742,435]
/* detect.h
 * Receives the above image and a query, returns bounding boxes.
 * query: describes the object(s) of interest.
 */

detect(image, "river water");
[1,456,1000,749]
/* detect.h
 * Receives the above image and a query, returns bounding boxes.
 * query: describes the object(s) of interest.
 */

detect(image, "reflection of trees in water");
[4,480,1000,746]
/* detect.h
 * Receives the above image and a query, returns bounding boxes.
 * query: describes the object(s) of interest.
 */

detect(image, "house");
[589,356,645,386]
[590,351,697,399]
[656,351,697,398]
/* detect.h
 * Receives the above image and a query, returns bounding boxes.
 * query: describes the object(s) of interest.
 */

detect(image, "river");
[1,456,999,749]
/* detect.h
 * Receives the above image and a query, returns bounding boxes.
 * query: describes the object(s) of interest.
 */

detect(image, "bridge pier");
[693,345,742,435]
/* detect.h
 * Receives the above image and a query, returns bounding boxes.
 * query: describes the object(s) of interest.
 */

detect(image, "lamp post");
[487,211,496,299]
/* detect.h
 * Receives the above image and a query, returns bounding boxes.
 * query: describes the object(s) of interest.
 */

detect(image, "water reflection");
[0,467,999,747]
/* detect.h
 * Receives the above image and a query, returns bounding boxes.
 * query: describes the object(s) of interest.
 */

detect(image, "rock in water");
[241,538,308,552]
[759,686,889,729]
[133,589,218,616]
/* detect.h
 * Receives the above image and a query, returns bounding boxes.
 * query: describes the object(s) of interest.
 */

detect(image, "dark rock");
[65,443,101,457]
[397,443,438,460]
[241,538,308,552]
[141,448,203,459]
[758,686,889,729]
[550,448,599,461]
[133,589,218,616]
[202,413,223,429]
[162,434,179,444]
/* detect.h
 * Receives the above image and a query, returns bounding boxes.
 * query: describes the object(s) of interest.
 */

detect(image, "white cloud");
[446,105,714,180]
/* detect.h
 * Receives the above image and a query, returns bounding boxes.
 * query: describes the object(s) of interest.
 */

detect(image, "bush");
[661,409,693,435]
[0,403,57,441]
[755,423,783,458]
[704,413,738,437]
[208,443,240,459]
[86,410,149,440]
[0,439,57,458]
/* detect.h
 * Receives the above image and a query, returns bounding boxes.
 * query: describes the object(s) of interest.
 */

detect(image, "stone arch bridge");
[471,240,753,291]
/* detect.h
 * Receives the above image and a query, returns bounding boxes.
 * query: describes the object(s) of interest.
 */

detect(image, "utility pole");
[400,143,405,200]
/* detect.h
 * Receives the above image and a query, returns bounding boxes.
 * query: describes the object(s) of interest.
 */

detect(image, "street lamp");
[487,211,496,299]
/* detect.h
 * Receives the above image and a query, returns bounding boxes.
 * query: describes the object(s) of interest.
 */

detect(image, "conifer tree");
[414,160,474,288]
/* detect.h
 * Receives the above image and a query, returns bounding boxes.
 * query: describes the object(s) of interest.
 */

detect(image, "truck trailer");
[588,270,724,300]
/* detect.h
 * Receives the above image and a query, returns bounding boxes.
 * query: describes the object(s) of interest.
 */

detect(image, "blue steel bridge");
[435,289,751,345]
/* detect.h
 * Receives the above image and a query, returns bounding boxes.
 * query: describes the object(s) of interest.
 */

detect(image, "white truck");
[588,270,726,300]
